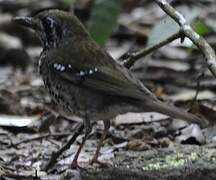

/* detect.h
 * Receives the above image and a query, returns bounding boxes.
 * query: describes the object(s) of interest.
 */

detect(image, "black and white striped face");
[37,16,63,50]
[13,14,63,50]
[13,9,90,51]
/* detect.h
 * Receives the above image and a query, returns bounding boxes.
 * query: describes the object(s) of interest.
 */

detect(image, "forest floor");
[0,0,216,179]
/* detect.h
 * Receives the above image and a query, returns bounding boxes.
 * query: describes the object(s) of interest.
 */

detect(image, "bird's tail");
[142,100,208,128]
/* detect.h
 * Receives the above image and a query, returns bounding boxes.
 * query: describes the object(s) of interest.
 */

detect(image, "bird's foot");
[71,160,81,169]
[89,158,112,167]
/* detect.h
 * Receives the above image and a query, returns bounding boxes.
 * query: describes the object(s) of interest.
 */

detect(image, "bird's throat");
[38,30,60,50]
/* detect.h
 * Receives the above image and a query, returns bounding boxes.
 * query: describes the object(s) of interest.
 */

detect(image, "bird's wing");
[48,52,157,102]
[45,48,207,128]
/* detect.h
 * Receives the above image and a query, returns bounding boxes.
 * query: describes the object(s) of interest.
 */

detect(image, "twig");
[123,31,182,68]
[189,72,204,111]
[44,123,84,171]
[11,132,72,147]
[154,0,216,78]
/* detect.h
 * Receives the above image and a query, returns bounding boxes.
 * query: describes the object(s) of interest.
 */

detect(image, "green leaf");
[88,0,121,46]
[193,20,212,36]
[148,5,201,47]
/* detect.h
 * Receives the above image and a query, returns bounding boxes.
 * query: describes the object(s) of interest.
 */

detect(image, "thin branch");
[123,31,182,68]
[189,72,204,111]
[11,133,72,147]
[154,0,216,78]
[44,123,84,171]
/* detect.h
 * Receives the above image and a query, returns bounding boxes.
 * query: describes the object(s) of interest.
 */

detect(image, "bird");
[12,9,207,168]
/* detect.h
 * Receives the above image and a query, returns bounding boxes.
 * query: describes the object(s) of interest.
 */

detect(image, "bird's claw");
[89,158,112,167]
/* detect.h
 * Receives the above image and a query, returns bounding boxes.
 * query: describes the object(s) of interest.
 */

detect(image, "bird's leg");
[71,118,92,169]
[90,120,110,165]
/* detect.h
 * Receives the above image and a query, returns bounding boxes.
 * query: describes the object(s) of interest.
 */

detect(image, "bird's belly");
[41,69,142,121]
[42,74,106,118]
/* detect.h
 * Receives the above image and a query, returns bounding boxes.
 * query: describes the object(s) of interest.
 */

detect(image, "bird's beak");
[12,17,41,31]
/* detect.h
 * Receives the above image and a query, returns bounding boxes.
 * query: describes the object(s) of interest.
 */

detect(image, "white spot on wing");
[57,64,62,70]
[80,71,85,76]
[60,66,65,72]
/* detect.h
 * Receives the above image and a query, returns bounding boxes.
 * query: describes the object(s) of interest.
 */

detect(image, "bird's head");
[12,9,89,50]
